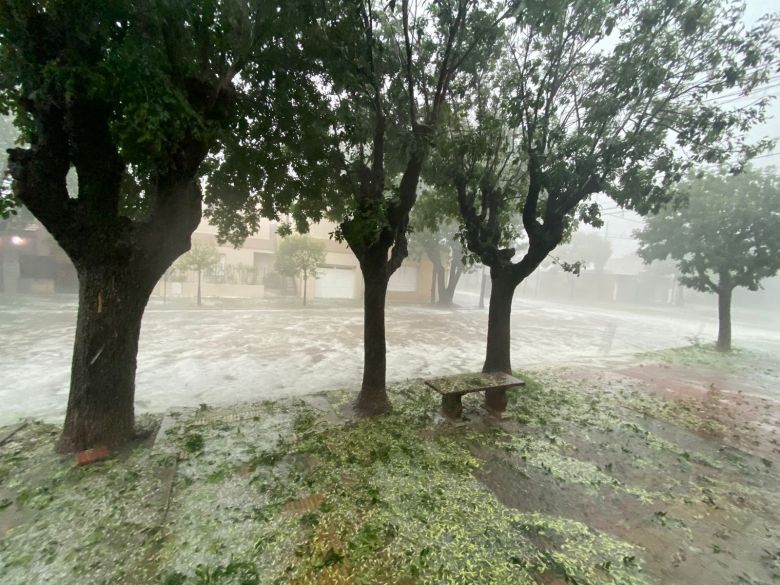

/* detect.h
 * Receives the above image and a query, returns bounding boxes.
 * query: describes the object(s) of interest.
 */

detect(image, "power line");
[601,212,645,225]
[704,78,780,102]
[702,151,780,162]
[692,151,780,169]
[751,151,780,160]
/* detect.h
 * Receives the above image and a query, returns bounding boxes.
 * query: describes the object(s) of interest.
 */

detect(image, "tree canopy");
[206,0,516,413]
[274,234,327,305]
[275,235,327,281]
[177,241,220,274]
[455,0,779,280]
[409,184,470,305]
[636,168,780,295]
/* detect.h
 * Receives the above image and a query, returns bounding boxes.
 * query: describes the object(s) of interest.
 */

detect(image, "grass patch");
[637,343,761,370]
[2,368,779,585]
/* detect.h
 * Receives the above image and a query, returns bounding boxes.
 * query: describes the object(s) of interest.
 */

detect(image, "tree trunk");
[716,285,732,352]
[435,265,446,304]
[482,272,517,411]
[354,269,391,416]
[439,258,462,306]
[57,263,154,453]
[425,245,445,305]
[483,273,516,374]
[303,272,308,306]
[197,268,202,306]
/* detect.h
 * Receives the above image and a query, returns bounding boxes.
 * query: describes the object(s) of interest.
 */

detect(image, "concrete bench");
[424,372,525,418]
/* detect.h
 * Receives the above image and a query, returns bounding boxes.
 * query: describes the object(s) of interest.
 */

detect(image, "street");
[2,294,779,425]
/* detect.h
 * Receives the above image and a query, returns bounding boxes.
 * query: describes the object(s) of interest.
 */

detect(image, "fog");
[2,211,779,428]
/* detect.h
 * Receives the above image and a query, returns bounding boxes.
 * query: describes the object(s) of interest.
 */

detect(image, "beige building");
[157,218,435,304]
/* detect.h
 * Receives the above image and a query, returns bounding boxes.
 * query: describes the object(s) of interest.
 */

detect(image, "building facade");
[158,218,435,304]
[1,215,435,304]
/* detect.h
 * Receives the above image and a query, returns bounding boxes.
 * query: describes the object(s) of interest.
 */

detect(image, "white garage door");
[315,267,355,299]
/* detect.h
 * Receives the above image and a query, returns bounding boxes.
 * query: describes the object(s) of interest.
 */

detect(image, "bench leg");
[441,394,463,419]
[484,388,508,413]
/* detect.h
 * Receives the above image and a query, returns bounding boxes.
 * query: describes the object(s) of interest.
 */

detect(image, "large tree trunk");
[716,285,732,352]
[354,268,391,416]
[483,273,516,374]
[482,272,517,411]
[57,262,155,453]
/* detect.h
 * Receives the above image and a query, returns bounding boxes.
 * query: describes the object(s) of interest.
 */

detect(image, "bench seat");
[424,372,525,418]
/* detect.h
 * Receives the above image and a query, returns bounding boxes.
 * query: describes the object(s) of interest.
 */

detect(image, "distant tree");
[446,0,778,405]
[556,232,613,273]
[636,168,780,351]
[0,0,325,452]
[409,187,468,306]
[177,242,220,307]
[274,235,327,306]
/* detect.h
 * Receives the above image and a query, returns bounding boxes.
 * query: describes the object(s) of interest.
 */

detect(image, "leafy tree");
[274,235,327,306]
[636,168,780,351]
[208,0,514,415]
[0,0,321,452]
[177,241,220,307]
[447,0,778,405]
[330,0,514,414]
[555,231,613,273]
[410,187,468,306]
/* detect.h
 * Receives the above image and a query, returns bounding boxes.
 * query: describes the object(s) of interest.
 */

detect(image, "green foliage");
[203,2,350,245]
[182,433,205,454]
[273,235,326,281]
[0,0,327,250]
[442,0,779,283]
[430,105,528,269]
[409,185,473,300]
[504,0,776,213]
[409,187,467,264]
[0,417,168,584]
[0,114,18,219]
[5,358,780,584]
[177,241,220,273]
[639,344,759,370]
[206,0,512,259]
[636,167,780,294]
